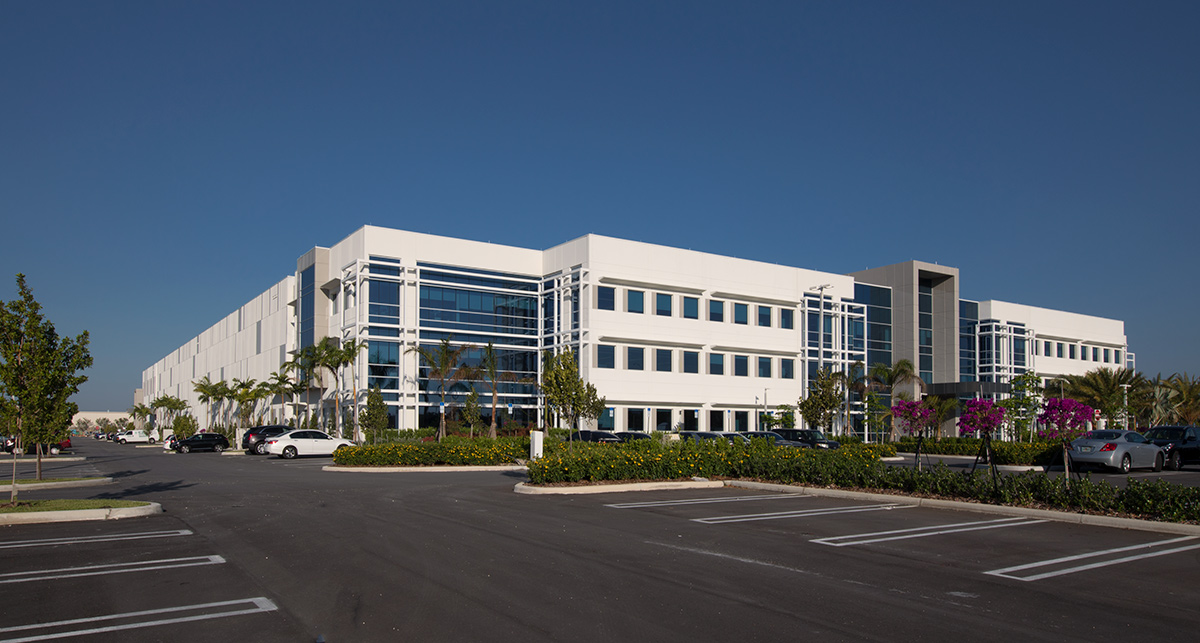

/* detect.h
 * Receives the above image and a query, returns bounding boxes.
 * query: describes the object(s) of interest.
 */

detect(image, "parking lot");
[2,439,1199,641]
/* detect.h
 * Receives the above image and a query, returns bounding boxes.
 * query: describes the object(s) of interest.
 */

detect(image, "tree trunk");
[490,388,499,439]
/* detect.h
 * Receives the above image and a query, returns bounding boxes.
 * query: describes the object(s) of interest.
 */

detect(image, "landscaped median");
[894,436,1061,466]
[0,499,162,524]
[331,436,531,467]
[525,439,1200,525]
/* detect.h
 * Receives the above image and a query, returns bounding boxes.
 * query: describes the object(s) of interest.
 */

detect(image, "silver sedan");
[1069,430,1164,473]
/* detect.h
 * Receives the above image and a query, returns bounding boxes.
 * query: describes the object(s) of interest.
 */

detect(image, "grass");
[0,477,107,486]
[0,499,148,513]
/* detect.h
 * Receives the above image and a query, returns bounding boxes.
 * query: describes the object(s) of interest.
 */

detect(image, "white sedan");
[266,430,354,459]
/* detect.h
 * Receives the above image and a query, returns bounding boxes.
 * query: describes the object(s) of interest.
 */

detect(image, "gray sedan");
[1069,430,1164,473]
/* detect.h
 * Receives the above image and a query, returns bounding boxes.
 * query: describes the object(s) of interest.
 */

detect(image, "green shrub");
[333,435,529,466]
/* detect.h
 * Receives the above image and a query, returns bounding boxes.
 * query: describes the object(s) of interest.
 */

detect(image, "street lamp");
[1120,383,1131,430]
[809,284,833,372]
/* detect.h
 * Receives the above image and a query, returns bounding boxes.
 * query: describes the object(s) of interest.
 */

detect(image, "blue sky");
[3,1,1198,411]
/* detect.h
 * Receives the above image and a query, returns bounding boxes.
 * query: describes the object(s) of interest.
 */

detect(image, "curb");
[514,480,725,495]
[894,453,1038,472]
[724,480,1200,536]
[3,456,86,463]
[0,477,113,492]
[0,502,163,526]
[324,465,528,473]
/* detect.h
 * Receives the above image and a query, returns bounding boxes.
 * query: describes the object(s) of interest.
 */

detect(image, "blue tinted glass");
[598,287,615,311]
[710,353,724,375]
[735,355,748,376]
[683,297,698,319]
[656,349,671,372]
[656,293,672,316]
[780,309,793,329]
[781,359,794,379]
[734,303,748,325]
[758,357,771,377]
[628,347,644,370]
[683,351,699,373]
[758,306,771,327]
[598,345,615,369]
[709,300,724,322]
[628,290,644,314]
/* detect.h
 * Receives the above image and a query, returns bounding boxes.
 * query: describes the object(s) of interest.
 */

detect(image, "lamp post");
[1120,383,1131,430]
[809,284,832,373]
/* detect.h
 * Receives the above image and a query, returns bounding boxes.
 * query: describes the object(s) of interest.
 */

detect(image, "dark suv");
[773,428,840,449]
[174,433,230,453]
[1144,426,1200,471]
[567,430,620,443]
[242,425,292,455]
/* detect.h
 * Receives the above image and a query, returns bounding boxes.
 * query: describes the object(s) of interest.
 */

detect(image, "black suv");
[242,425,292,455]
[773,428,840,449]
[1144,426,1200,471]
[567,430,620,443]
[174,433,230,453]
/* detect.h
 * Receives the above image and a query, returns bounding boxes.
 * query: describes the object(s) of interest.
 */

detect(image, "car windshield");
[1145,428,1184,440]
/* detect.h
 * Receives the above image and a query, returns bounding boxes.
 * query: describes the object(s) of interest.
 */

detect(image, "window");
[628,347,644,370]
[1069,345,1077,359]
[656,293,672,317]
[734,411,748,432]
[656,409,672,431]
[710,353,724,375]
[709,410,724,431]
[598,408,614,430]
[627,408,644,431]
[1044,341,1051,357]
[1057,342,1064,358]
[656,349,672,372]
[734,355,748,376]
[780,309,794,329]
[1104,348,1111,363]
[1115,350,1122,364]
[709,300,724,322]
[781,358,794,379]
[1081,347,1089,361]
[1093,347,1100,361]
[758,357,771,377]
[597,345,615,369]
[597,286,615,311]
[628,290,644,314]
[683,351,699,373]
[734,303,748,325]
[758,306,771,327]
[683,297,699,319]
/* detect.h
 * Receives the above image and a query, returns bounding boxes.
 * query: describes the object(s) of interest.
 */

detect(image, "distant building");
[140,226,1133,436]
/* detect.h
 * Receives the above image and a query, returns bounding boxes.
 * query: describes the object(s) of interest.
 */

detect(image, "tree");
[541,349,605,432]
[1167,373,1200,426]
[285,345,321,426]
[337,338,370,441]
[1064,367,1143,427]
[997,371,1043,441]
[406,338,474,441]
[266,370,293,425]
[193,375,218,429]
[129,403,152,430]
[479,342,517,440]
[958,398,1005,437]
[797,367,843,433]
[0,274,93,495]
[868,359,924,438]
[73,418,91,433]
[360,386,389,445]
[313,337,343,434]
[462,389,482,438]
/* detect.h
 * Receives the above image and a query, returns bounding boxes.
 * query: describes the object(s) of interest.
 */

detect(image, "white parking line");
[0,555,225,584]
[606,494,808,509]
[694,503,910,524]
[0,597,278,642]
[0,530,193,550]
[811,517,1047,546]
[985,536,1200,581]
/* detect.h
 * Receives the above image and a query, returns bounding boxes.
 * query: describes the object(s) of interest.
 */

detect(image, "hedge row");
[895,437,1062,466]
[332,436,529,466]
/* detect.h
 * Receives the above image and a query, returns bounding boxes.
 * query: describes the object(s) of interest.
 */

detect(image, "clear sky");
[2,1,1198,411]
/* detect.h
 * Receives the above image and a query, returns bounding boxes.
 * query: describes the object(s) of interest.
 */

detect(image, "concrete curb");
[0,477,113,491]
[0,502,163,526]
[514,480,725,495]
[220,450,248,456]
[724,480,1200,536]
[325,464,528,473]
[3,456,86,463]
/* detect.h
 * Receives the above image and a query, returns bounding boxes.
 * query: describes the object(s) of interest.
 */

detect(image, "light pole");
[809,284,832,373]
[1120,383,1131,430]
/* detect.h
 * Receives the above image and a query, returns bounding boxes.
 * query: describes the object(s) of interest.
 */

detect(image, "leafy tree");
[1167,373,1200,426]
[337,338,370,440]
[113,417,129,431]
[172,414,198,439]
[797,367,843,433]
[479,342,518,440]
[1064,367,1143,427]
[193,375,218,429]
[776,404,796,429]
[360,386,389,445]
[541,349,605,432]
[406,338,474,441]
[266,371,293,425]
[73,418,91,433]
[998,371,1043,441]
[462,389,482,438]
[0,274,93,493]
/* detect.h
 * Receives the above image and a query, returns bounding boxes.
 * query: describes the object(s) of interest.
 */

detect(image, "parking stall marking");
[606,494,809,509]
[694,503,911,525]
[0,555,226,585]
[0,530,193,550]
[0,597,278,643]
[985,536,1200,582]
[810,517,1047,547]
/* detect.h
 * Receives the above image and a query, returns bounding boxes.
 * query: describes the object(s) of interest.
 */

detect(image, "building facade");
[140,226,1133,436]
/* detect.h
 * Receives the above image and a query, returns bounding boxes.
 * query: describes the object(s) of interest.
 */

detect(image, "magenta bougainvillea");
[1037,397,1094,441]
[958,398,1005,437]
[892,400,936,437]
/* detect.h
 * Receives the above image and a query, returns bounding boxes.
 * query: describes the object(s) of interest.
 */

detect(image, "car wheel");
[1119,453,1132,474]
[119,439,126,444]
[282,446,297,459]
[1154,453,1164,472]
[148,438,155,444]
[214,444,224,453]
[49,446,60,456]
[255,442,268,455]
[1169,451,1182,471]
[179,445,190,454]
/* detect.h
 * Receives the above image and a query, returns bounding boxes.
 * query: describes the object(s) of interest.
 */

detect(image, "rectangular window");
[683,351,699,373]
[709,300,724,322]
[709,353,724,375]
[1081,347,1089,361]
[781,358,794,379]
[656,349,672,372]
[734,303,748,325]
[1104,348,1111,363]
[758,306,771,327]
[627,408,644,431]
[683,297,699,319]
[780,309,794,329]
[1115,350,1122,364]
[1093,347,1100,361]
[656,293,672,317]
[734,411,748,432]
[1057,342,1064,358]
[656,409,672,432]
[1043,341,1051,357]
[597,345,615,369]
[734,355,748,377]
[709,410,724,431]
[1069,345,1077,359]
[598,408,614,430]
[597,286,615,311]
[758,357,771,377]
[628,290,644,314]
[628,347,644,370]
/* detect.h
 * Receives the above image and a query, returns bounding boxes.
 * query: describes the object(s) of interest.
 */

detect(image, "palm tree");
[312,337,344,434]
[338,338,370,441]
[1168,373,1200,425]
[128,403,152,430]
[1064,367,1143,427]
[266,371,293,424]
[285,345,320,426]
[867,359,923,439]
[231,378,258,427]
[193,376,217,430]
[406,337,474,441]
[479,342,517,439]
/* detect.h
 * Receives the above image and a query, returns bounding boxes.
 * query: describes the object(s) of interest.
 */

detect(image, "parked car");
[745,431,807,448]
[117,430,155,444]
[615,431,652,442]
[1143,426,1200,471]
[266,430,354,459]
[173,433,230,453]
[1069,429,1164,473]
[774,428,840,449]
[719,431,751,445]
[242,425,292,455]
[677,431,722,443]
[162,434,178,451]
[567,430,621,443]
[4,436,70,455]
